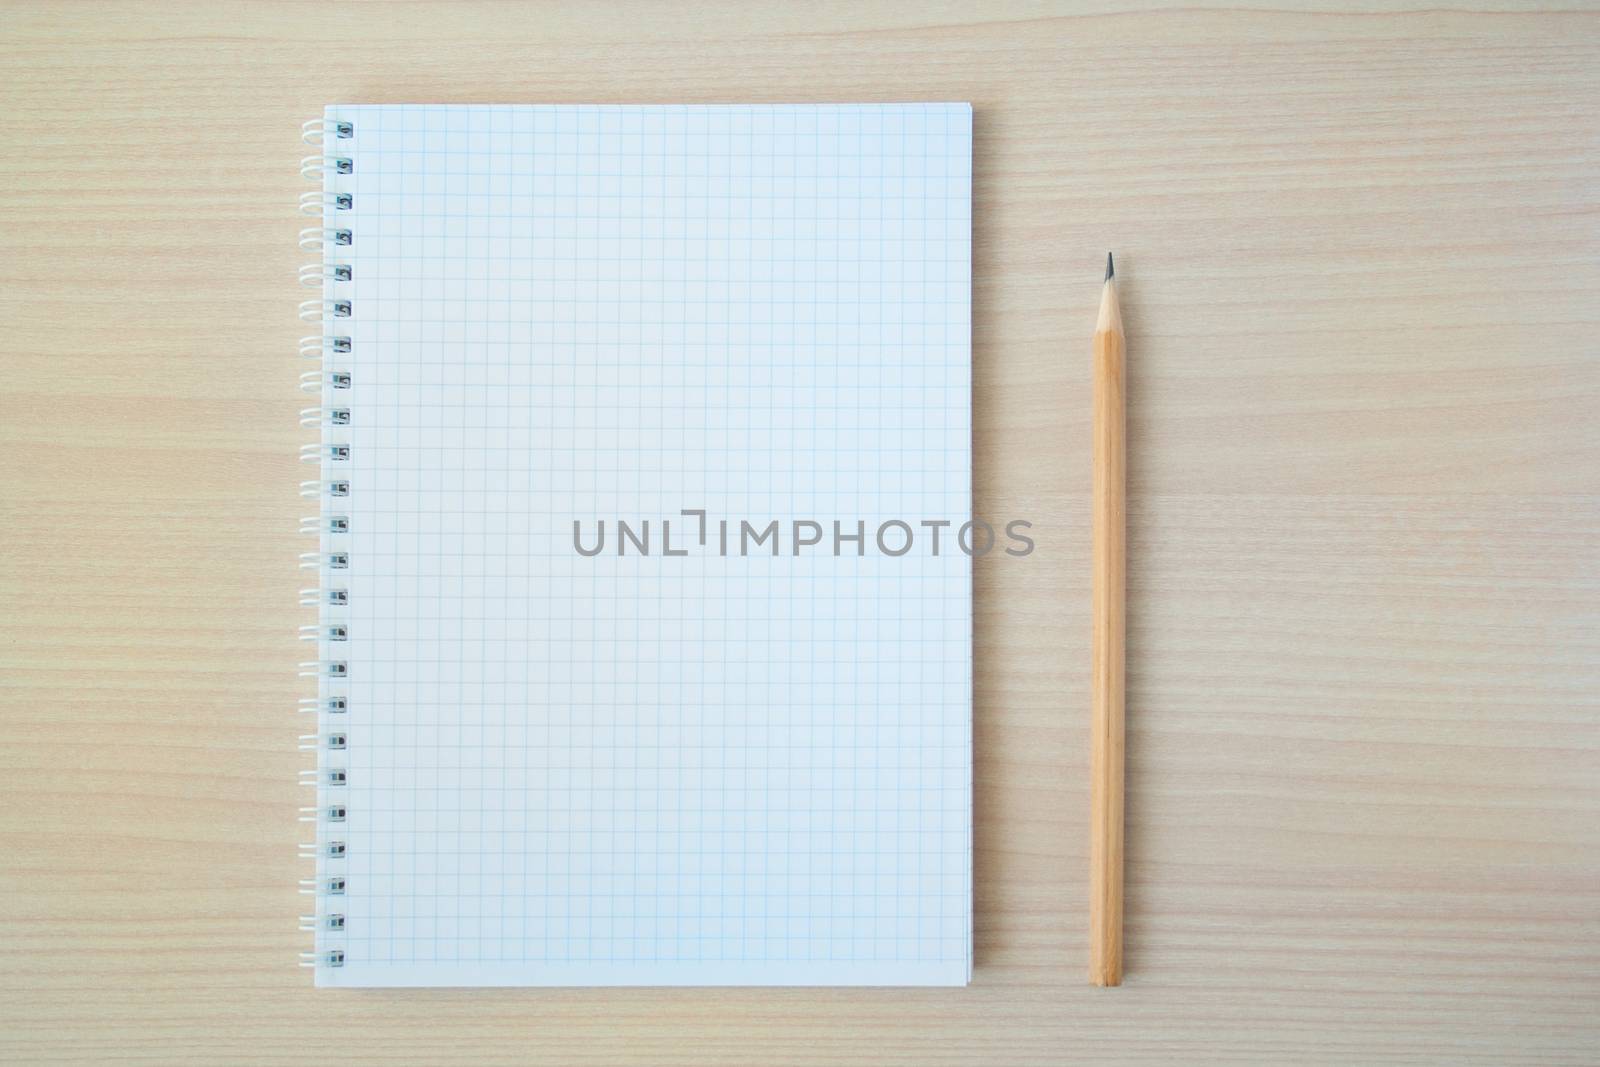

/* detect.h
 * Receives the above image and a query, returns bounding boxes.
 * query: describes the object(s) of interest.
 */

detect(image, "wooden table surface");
[3,2,1597,1063]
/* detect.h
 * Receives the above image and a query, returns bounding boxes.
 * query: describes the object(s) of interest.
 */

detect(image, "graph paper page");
[323,104,971,986]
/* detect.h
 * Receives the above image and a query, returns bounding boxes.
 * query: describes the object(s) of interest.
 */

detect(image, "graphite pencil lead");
[1105,251,1114,282]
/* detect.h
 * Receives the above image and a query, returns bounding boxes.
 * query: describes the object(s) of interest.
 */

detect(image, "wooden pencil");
[1090,252,1126,987]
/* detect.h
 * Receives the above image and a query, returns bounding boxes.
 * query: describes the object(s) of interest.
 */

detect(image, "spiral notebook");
[299,104,972,987]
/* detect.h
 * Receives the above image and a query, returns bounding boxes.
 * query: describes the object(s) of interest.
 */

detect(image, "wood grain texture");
[2,1,1597,1063]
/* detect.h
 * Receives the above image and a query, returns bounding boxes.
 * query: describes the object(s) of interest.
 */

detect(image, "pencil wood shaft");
[1090,275,1125,987]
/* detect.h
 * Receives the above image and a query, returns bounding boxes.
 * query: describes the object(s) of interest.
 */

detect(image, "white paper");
[315,104,972,986]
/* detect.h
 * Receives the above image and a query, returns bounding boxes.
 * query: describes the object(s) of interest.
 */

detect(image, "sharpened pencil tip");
[1105,252,1114,282]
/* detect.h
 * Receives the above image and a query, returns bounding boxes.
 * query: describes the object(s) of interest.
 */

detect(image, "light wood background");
[2,2,1597,1063]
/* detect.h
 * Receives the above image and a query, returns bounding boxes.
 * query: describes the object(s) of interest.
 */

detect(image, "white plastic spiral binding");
[301,370,353,393]
[299,190,354,216]
[299,406,351,428]
[299,226,352,253]
[299,298,351,322]
[299,263,353,287]
[301,334,352,359]
[300,443,350,465]
[300,154,353,181]
[302,118,354,146]
[299,479,351,500]
[300,113,353,978]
